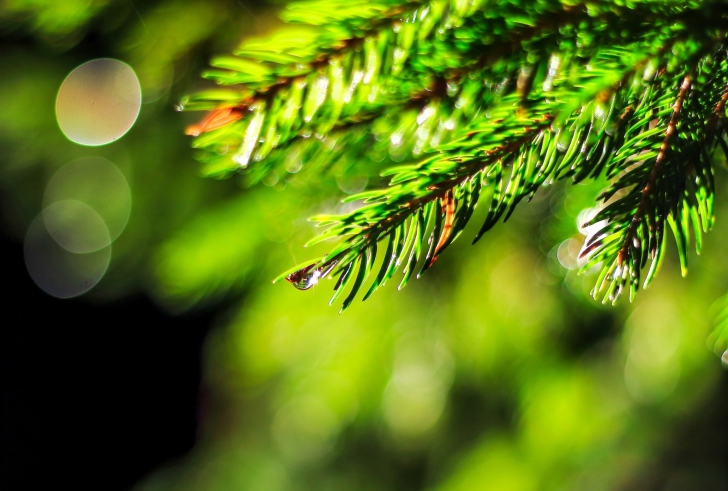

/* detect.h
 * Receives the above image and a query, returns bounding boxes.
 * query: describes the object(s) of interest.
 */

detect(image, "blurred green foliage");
[0,1,726,490]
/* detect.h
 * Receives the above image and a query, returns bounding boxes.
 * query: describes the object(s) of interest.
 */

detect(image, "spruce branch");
[712,292,728,362]
[183,0,722,179]
[184,0,728,313]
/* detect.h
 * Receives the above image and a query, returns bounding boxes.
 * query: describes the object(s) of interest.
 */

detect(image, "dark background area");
[0,229,213,490]
[0,4,240,488]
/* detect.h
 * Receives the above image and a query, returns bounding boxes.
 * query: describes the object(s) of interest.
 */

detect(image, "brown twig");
[617,75,692,266]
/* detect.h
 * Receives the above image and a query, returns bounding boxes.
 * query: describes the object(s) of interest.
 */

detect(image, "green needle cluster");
[183,0,728,325]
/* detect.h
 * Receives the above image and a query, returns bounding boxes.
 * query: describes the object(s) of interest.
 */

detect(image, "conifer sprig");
[185,0,728,312]
[712,293,728,360]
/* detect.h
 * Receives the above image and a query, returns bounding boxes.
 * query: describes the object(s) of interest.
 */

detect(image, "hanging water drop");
[285,261,337,290]
[556,129,572,152]
[722,350,728,368]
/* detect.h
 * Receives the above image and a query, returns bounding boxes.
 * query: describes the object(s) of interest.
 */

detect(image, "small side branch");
[617,75,691,266]
[704,77,728,141]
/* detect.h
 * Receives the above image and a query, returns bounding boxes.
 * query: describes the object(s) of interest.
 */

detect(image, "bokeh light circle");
[43,200,112,254]
[56,58,141,146]
[24,210,111,299]
[44,156,132,242]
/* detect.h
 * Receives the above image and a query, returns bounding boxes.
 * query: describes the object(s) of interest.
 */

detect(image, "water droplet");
[336,175,368,195]
[556,130,572,152]
[285,261,337,290]
[285,155,303,174]
[233,106,264,168]
[390,132,404,147]
[642,61,657,81]
[722,350,728,368]
[262,170,279,187]
[416,105,435,126]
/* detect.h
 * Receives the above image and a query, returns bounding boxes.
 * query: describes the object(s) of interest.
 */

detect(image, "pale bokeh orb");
[24,210,111,299]
[56,58,141,146]
[44,156,132,242]
[42,200,111,254]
